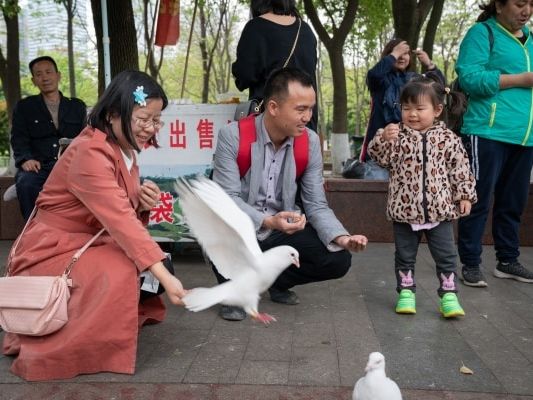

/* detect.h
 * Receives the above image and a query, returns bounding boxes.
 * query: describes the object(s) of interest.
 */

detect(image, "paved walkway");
[1,241,532,400]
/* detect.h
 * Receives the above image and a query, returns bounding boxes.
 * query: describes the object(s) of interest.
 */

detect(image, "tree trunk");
[392,0,434,65]
[199,4,209,103]
[143,0,164,81]
[422,0,444,61]
[91,0,139,94]
[65,0,76,98]
[0,2,21,122]
[303,0,359,175]
[0,1,21,174]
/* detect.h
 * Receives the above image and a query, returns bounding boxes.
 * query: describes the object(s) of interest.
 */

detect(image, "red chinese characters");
[150,192,175,223]
[169,119,186,149]
[197,118,214,149]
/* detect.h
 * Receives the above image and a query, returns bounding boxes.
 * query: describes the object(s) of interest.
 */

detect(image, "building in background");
[19,0,94,71]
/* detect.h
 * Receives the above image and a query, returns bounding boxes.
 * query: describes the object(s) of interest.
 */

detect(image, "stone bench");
[3,175,532,244]
[324,177,533,245]
[0,176,25,240]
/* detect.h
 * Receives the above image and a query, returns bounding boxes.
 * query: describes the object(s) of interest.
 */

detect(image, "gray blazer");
[212,113,348,247]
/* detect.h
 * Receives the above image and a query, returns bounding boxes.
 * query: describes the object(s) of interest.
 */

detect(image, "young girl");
[368,76,476,318]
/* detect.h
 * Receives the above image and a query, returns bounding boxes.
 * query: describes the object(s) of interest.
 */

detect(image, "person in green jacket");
[456,0,533,287]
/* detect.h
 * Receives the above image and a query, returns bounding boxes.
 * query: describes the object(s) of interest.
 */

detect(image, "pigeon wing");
[174,176,263,280]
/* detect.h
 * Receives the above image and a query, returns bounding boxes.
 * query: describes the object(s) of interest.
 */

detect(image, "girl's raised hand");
[382,123,400,142]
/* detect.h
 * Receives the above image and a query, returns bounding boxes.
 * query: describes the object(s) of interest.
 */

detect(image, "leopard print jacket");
[368,121,477,224]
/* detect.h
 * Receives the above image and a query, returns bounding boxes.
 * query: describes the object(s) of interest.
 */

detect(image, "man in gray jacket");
[212,68,368,321]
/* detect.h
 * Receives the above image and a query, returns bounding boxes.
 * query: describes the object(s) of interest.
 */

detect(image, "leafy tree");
[433,0,476,81]
[141,0,165,81]
[302,0,359,175]
[391,0,444,70]
[19,51,98,105]
[0,101,10,156]
[344,0,391,137]
[53,0,78,97]
[0,0,21,121]
[198,0,226,103]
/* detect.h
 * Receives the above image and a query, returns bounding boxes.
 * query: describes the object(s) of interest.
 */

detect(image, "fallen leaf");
[460,362,474,375]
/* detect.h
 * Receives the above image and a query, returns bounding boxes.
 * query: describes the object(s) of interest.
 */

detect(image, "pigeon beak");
[292,256,300,268]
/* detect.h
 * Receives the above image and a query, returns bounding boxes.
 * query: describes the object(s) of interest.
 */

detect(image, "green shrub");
[0,104,10,156]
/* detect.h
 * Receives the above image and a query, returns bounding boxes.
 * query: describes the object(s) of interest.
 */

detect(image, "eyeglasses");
[133,117,164,130]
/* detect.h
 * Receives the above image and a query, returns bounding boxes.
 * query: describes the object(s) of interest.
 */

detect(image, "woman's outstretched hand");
[149,261,189,306]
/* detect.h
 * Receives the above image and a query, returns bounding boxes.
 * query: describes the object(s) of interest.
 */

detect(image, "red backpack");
[237,114,309,179]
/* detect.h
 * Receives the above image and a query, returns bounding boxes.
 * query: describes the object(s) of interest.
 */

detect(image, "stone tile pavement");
[0,240,532,400]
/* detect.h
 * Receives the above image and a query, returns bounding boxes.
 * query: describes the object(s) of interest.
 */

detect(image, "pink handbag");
[0,208,104,336]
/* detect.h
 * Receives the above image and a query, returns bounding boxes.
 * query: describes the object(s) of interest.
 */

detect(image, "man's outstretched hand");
[335,234,368,252]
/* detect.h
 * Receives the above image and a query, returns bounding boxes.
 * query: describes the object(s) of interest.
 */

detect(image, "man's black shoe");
[494,261,533,283]
[268,287,300,305]
[219,305,246,321]
[460,266,488,287]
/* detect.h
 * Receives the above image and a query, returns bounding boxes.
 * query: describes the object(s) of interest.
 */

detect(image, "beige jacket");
[368,121,477,224]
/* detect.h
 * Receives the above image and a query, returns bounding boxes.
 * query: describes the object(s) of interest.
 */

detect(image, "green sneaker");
[395,289,416,314]
[440,293,465,318]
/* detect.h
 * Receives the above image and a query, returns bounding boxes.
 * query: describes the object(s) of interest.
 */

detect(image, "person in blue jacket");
[456,0,533,287]
[360,39,445,161]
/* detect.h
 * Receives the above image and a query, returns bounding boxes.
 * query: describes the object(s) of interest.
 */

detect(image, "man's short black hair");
[29,56,58,75]
[263,67,314,103]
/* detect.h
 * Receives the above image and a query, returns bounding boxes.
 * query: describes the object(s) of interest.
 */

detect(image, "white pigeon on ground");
[174,176,300,324]
[353,352,402,400]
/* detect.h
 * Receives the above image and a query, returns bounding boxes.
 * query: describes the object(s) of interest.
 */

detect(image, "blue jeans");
[458,136,533,266]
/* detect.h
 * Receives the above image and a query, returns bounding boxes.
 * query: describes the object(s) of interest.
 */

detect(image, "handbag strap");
[6,207,37,276]
[5,206,105,277]
[63,228,105,276]
[256,18,302,112]
[282,17,301,68]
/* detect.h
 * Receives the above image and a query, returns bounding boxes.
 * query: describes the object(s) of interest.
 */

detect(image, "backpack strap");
[237,114,308,179]
[237,114,257,178]
[293,130,309,179]
[481,22,494,52]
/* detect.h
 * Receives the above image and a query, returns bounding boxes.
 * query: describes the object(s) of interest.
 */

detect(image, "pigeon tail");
[183,284,230,312]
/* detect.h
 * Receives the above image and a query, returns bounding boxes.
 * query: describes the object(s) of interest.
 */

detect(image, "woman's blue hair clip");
[133,86,148,107]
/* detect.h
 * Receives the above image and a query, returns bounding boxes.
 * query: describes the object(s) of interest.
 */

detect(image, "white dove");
[174,176,299,324]
[353,352,402,400]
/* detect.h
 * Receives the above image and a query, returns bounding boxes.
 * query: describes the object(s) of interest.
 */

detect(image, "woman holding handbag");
[2,70,189,381]
[232,0,319,131]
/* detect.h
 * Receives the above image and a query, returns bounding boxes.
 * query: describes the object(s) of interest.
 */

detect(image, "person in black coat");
[232,0,319,132]
[11,56,86,220]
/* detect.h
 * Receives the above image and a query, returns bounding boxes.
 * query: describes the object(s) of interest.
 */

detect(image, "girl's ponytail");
[443,86,467,133]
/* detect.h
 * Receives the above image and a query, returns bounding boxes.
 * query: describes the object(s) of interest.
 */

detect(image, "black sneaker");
[494,261,533,283]
[219,305,246,321]
[460,266,488,287]
[268,287,300,305]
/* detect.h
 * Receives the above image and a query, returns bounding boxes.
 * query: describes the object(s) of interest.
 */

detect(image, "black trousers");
[458,136,533,266]
[212,224,352,291]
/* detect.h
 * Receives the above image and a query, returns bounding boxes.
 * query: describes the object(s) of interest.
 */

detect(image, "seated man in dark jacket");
[11,56,86,220]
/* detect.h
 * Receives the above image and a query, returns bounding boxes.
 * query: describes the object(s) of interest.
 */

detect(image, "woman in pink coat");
[2,70,188,381]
